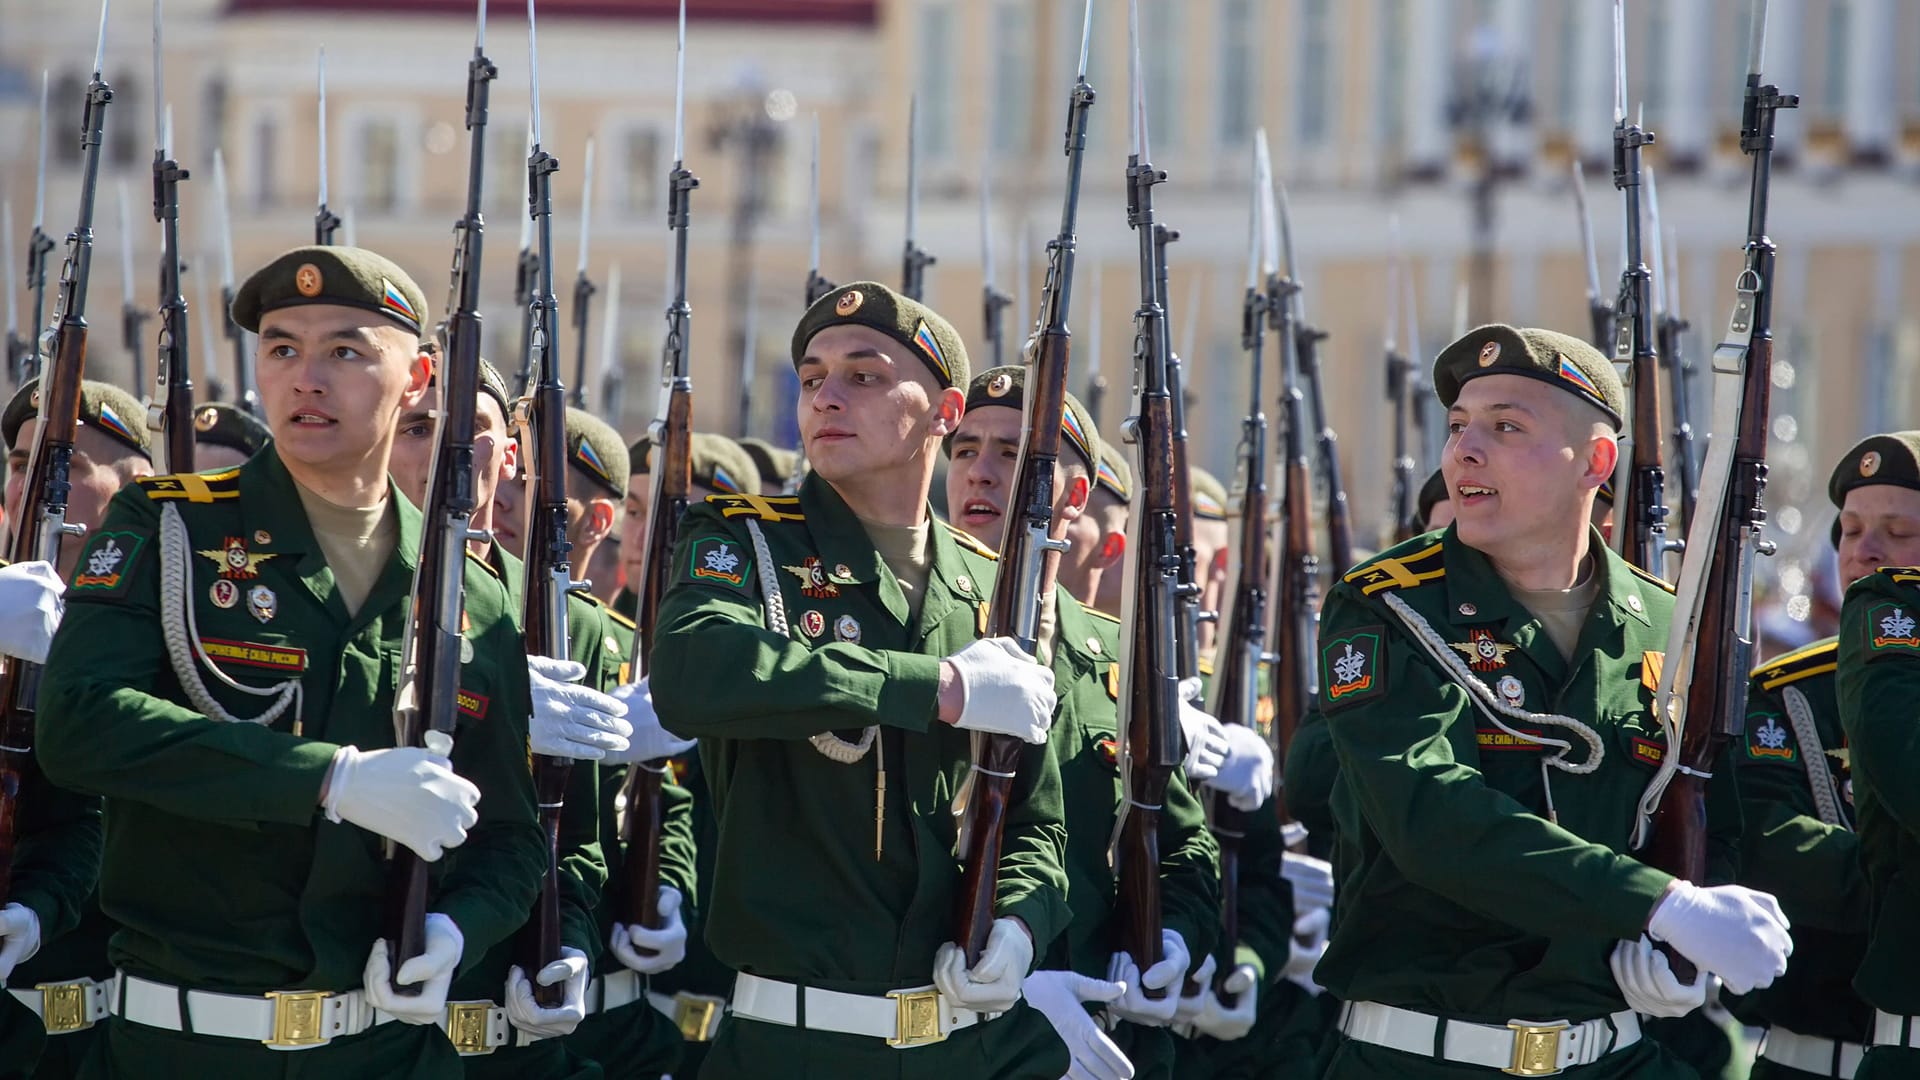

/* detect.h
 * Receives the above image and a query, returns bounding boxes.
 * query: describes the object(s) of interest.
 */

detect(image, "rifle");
[513,123,539,396]
[148,15,195,473]
[901,95,934,301]
[211,149,256,413]
[1385,214,1417,544]
[1639,0,1795,984]
[2,200,24,387]
[979,168,1013,369]
[735,261,758,438]
[567,140,596,411]
[116,181,148,392]
[953,0,1092,966]
[1646,166,1698,532]
[1,0,113,910]
[1277,184,1352,577]
[1608,1,1670,576]
[387,0,494,995]
[22,71,55,386]
[1149,220,1201,683]
[618,0,697,951]
[1198,131,1274,1006]
[804,114,835,308]
[598,262,625,423]
[193,254,223,404]
[1571,160,1613,350]
[315,48,340,245]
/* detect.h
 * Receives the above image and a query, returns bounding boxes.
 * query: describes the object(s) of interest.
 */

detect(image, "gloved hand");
[1206,723,1274,812]
[1610,935,1706,1018]
[599,678,696,765]
[933,917,1033,1014]
[1646,881,1792,994]
[1175,678,1229,784]
[505,946,590,1037]
[1282,907,1330,985]
[528,655,631,760]
[322,746,479,861]
[0,903,42,984]
[364,913,464,1025]
[1190,964,1259,1041]
[1172,953,1218,1027]
[1105,928,1191,1027]
[944,638,1057,744]
[1281,851,1335,915]
[1021,969,1135,1080]
[0,561,62,665]
[609,886,688,975]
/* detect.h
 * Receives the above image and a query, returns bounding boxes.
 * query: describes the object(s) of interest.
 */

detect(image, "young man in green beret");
[1188,467,1231,657]
[1830,431,1920,1078]
[3,379,155,581]
[190,401,273,472]
[34,246,553,1078]
[644,281,1070,1077]
[1317,324,1791,1078]
[1056,442,1129,615]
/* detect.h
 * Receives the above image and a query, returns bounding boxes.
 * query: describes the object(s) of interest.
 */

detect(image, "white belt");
[436,999,549,1056]
[1761,1025,1866,1078]
[1339,1000,1641,1077]
[583,970,725,1042]
[1873,1010,1920,1050]
[8,977,112,1034]
[730,973,991,1049]
[111,971,389,1051]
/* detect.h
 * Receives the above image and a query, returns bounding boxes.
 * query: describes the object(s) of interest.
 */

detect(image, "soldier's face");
[1444,375,1615,557]
[256,305,429,476]
[620,477,716,594]
[387,393,514,519]
[946,406,1021,546]
[796,325,959,483]
[492,471,526,559]
[1191,517,1231,651]
[7,424,151,579]
[1839,485,1920,586]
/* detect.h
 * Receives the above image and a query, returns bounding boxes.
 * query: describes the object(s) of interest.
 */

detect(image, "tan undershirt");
[295,480,398,618]
[859,515,931,624]
[1508,557,1602,662]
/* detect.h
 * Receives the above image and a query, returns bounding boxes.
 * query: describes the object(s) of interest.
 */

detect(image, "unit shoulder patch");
[71,530,147,592]
[1864,601,1920,654]
[705,493,805,522]
[1744,710,1799,763]
[1752,639,1838,690]
[1321,626,1387,709]
[686,534,752,590]
[135,470,242,503]
[1342,541,1445,596]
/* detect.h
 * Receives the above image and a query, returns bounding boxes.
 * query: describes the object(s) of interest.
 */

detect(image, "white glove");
[1281,851,1335,915]
[599,679,696,765]
[1176,678,1229,784]
[1610,935,1706,1018]
[1173,952,1218,1026]
[528,655,632,761]
[609,886,687,975]
[505,946,590,1037]
[322,746,479,861]
[1282,906,1330,985]
[0,561,62,665]
[1190,964,1259,1041]
[1646,881,1792,995]
[932,917,1034,1014]
[364,913,464,1024]
[945,638,1058,744]
[1022,970,1135,1080]
[1206,723,1274,812]
[1105,928,1191,1027]
[0,903,42,985]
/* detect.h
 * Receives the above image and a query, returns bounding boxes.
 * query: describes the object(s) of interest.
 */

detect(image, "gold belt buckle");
[263,990,333,1049]
[673,992,724,1042]
[886,988,947,1048]
[1505,1020,1570,1077]
[444,1001,498,1056]
[37,980,94,1034]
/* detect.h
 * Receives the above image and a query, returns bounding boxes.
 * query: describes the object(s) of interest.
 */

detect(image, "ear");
[1058,473,1091,522]
[500,437,520,480]
[1587,433,1620,490]
[927,387,967,439]
[403,350,434,405]
[1097,530,1127,570]
[581,497,617,545]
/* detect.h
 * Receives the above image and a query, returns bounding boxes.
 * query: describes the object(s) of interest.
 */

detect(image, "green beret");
[2,378,151,458]
[1432,323,1623,429]
[232,245,429,337]
[1190,467,1229,522]
[1094,440,1132,502]
[790,280,969,391]
[191,402,272,457]
[477,359,513,421]
[1416,468,1449,526]
[737,436,798,492]
[1830,431,1920,510]
[953,365,1101,472]
[564,409,629,499]
[628,431,758,497]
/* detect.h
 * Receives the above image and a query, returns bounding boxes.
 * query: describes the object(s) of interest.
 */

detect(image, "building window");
[615,127,661,218]
[1377,0,1408,147]
[1217,0,1255,145]
[1554,4,1580,132]
[990,1,1034,157]
[354,119,403,214]
[1644,2,1670,115]
[1822,1,1849,119]
[249,111,279,209]
[916,3,956,160]
[490,115,531,224]
[1143,0,1182,150]
[1297,0,1333,147]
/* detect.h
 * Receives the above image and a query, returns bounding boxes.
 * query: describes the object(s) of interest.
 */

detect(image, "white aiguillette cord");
[158,502,303,730]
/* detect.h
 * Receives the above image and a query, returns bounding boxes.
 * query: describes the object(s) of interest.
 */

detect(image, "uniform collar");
[798,472,985,636]
[1048,588,1110,679]
[1440,525,1646,681]
[237,445,423,626]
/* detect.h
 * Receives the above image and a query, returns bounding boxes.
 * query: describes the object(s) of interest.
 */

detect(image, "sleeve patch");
[1321,626,1387,709]
[71,530,147,592]
[457,689,490,721]
[685,535,752,589]
[1864,601,1920,654]
[1745,710,1798,762]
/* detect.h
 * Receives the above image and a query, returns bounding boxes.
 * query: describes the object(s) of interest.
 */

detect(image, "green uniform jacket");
[649,476,1070,993]
[4,743,100,949]
[36,449,544,993]
[1729,638,1872,1043]
[1317,528,1677,1021]
[1835,568,1920,1015]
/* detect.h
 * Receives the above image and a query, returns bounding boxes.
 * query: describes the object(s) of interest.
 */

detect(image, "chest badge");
[800,610,826,638]
[1449,629,1516,672]
[834,614,862,644]
[1496,674,1526,708]
[247,584,278,623]
[199,536,277,580]
[209,580,240,609]
[782,557,840,599]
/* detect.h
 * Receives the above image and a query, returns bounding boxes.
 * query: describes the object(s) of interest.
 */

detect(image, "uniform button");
[1627,595,1643,613]
[955,574,972,593]
[1458,602,1478,616]
[1086,637,1102,655]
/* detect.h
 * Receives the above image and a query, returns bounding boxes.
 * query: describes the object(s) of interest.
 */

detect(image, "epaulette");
[574,589,639,631]
[135,467,242,502]
[705,492,804,522]
[1197,655,1216,678]
[1342,540,1445,596]
[1753,638,1838,691]
[1082,606,1120,625]
[944,523,1000,562]
[1626,562,1677,594]
[1885,565,1920,584]
[463,549,504,581]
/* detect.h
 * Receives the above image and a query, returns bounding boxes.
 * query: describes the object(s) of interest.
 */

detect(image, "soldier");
[615,432,758,620]
[33,246,556,1077]
[3,381,154,580]
[190,402,273,472]
[1189,468,1230,656]
[1081,444,1132,619]
[643,282,1069,1076]
[737,435,799,496]
[1830,432,1920,1078]
[946,364,1226,1079]
[1316,324,1790,1078]
[1415,469,1453,533]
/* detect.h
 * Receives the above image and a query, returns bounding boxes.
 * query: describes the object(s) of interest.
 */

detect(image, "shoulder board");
[572,588,639,630]
[1342,540,1445,596]
[1753,638,1839,691]
[135,468,242,502]
[1082,606,1120,625]
[705,493,804,522]
[1626,562,1677,594]
[944,522,1000,562]
[1197,654,1216,677]
[1885,565,1920,584]
[463,549,504,581]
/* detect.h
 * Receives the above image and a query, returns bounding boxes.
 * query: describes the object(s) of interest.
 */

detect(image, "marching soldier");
[34,246,551,1077]
[1188,468,1230,656]
[644,282,1070,1077]
[190,402,273,473]
[1057,442,1130,620]
[1316,324,1791,1078]
[615,431,758,616]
